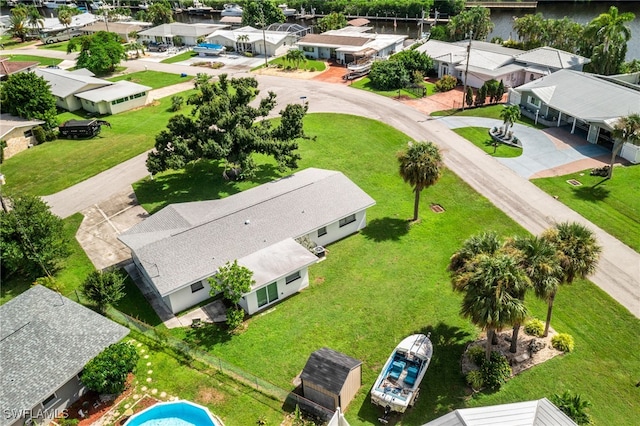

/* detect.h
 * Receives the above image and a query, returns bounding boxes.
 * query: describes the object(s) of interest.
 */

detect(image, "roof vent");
[245,219,250,225]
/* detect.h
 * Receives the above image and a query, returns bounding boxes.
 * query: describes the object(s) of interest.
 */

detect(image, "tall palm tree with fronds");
[609,113,640,179]
[26,6,43,39]
[457,252,529,361]
[507,235,561,353]
[8,13,29,42]
[583,6,635,75]
[285,49,307,70]
[499,104,521,135]
[397,141,443,222]
[57,9,74,42]
[236,34,250,53]
[541,222,601,337]
[449,231,502,280]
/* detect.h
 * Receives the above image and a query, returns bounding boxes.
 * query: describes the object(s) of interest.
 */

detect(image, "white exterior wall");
[59,94,83,111]
[238,266,311,315]
[165,278,213,314]
[108,93,149,114]
[621,142,640,164]
[304,210,367,247]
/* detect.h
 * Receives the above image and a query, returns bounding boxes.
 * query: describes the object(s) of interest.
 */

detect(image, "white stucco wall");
[165,278,213,314]
[621,142,640,164]
[238,266,311,315]
[108,93,149,115]
[303,210,368,247]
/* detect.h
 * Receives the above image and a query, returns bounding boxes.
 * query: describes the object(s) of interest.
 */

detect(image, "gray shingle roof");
[119,168,376,296]
[421,398,577,426]
[301,348,362,395]
[0,286,129,425]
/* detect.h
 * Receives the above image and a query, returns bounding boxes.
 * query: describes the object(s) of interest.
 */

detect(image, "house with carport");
[80,21,151,43]
[119,168,376,315]
[137,22,228,46]
[34,68,110,111]
[75,80,151,115]
[0,114,44,159]
[510,69,640,163]
[0,285,129,426]
[205,26,294,57]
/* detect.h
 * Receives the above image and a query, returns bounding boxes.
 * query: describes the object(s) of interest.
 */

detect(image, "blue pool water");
[125,401,219,426]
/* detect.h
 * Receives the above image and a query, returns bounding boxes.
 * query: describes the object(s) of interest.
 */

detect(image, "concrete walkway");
[17,46,638,319]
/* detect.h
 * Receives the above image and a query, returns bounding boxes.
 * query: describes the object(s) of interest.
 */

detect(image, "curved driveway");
[16,47,639,317]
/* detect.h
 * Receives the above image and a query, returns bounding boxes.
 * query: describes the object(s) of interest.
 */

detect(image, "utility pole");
[419,9,424,39]
[461,31,472,111]
[260,1,268,68]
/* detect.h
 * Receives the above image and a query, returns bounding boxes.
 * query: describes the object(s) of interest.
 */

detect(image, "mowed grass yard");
[108,70,194,89]
[453,127,522,158]
[351,77,436,99]
[135,114,640,425]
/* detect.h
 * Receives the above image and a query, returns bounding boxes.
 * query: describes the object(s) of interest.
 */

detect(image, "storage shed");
[301,348,362,411]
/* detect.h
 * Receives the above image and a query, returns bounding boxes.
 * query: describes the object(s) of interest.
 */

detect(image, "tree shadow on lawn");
[355,322,471,425]
[184,322,232,349]
[360,217,410,242]
[571,182,610,202]
[135,161,281,213]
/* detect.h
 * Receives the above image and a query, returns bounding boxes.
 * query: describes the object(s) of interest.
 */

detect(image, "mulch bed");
[114,396,159,426]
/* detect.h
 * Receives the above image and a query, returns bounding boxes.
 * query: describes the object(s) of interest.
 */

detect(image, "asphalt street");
[16,46,639,318]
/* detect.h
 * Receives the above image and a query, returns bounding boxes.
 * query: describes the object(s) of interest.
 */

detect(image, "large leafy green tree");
[446,6,494,41]
[513,13,583,53]
[209,260,255,331]
[583,6,635,75]
[0,195,70,280]
[68,31,126,75]
[242,0,285,27]
[146,0,174,25]
[391,49,433,75]
[541,222,601,337]
[146,74,308,180]
[81,269,126,314]
[316,12,347,33]
[0,72,57,130]
[609,113,640,179]
[81,343,138,394]
[369,60,410,92]
[397,141,443,222]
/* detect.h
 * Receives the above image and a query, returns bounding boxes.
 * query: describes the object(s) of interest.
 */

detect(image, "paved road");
[15,46,639,317]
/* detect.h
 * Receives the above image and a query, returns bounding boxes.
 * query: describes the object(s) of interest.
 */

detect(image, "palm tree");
[236,34,250,53]
[541,222,602,337]
[609,113,640,179]
[57,9,74,42]
[8,13,28,43]
[449,231,502,280]
[457,252,529,361]
[26,6,43,39]
[507,235,561,353]
[583,6,635,75]
[499,104,521,135]
[397,141,443,222]
[284,49,307,70]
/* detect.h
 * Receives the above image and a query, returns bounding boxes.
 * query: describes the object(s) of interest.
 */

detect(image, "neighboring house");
[422,398,578,426]
[0,56,39,80]
[510,69,640,163]
[75,80,151,115]
[137,23,228,46]
[416,40,589,89]
[301,348,362,411]
[119,168,376,315]
[80,21,151,43]
[0,114,45,159]
[296,26,406,65]
[0,285,129,426]
[34,68,111,112]
[205,26,294,57]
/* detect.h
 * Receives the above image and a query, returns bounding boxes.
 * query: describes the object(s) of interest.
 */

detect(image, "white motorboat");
[87,1,112,11]
[220,3,243,17]
[43,0,78,9]
[278,3,296,17]
[138,1,150,10]
[187,0,213,15]
[193,42,225,56]
[371,334,432,421]
[347,58,373,73]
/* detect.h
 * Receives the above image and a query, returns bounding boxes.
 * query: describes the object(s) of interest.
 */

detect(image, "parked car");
[147,42,169,52]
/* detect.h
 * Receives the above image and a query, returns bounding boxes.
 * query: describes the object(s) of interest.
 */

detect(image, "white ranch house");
[205,26,295,57]
[137,22,228,46]
[296,26,406,65]
[119,168,376,315]
[510,69,640,164]
[416,40,589,89]
[75,80,151,115]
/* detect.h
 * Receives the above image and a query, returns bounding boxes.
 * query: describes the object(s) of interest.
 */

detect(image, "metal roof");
[297,34,369,48]
[34,68,111,98]
[207,26,289,45]
[514,46,590,70]
[138,23,228,38]
[75,80,151,102]
[0,286,129,425]
[119,168,376,296]
[0,114,45,139]
[301,348,362,395]
[514,69,640,123]
[422,398,578,426]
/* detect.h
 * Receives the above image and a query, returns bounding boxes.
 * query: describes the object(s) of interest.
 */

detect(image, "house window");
[530,73,535,81]
[317,226,327,237]
[302,46,314,52]
[42,393,56,408]
[285,271,301,284]
[527,96,541,108]
[339,214,356,227]
[257,282,278,307]
[24,130,33,138]
[191,282,204,293]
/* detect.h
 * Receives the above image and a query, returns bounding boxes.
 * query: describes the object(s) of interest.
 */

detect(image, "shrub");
[466,370,484,390]
[552,333,575,352]
[309,67,316,72]
[81,342,138,394]
[551,390,592,425]
[524,318,545,337]
[467,345,485,366]
[32,126,46,145]
[226,307,245,332]
[59,419,80,426]
[244,52,253,57]
[170,95,184,112]
[480,351,511,389]
[434,74,457,92]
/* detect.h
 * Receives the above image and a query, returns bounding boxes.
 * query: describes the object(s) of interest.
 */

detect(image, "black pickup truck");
[58,119,111,139]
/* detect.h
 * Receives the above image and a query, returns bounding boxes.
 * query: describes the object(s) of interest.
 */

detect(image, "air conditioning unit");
[312,246,325,258]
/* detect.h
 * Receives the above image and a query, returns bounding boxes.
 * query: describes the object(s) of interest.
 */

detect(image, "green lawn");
[1,35,38,49]
[351,77,436,99]
[0,90,197,197]
[135,113,640,425]
[453,127,522,158]
[5,54,62,66]
[252,57,327,72]
[431,104,547,129]
[533,167,640,252]
[108,70,194,89]
[38,40,71,52]
[161,50,198,64]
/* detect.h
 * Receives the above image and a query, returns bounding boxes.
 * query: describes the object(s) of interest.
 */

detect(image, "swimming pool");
[124,400,222,426]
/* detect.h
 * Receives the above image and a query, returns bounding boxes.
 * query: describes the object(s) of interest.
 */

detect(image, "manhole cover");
[566,179,582,186]
[430,204,445,213]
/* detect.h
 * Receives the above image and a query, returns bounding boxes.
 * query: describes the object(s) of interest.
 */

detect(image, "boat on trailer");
[371,333,433,423]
